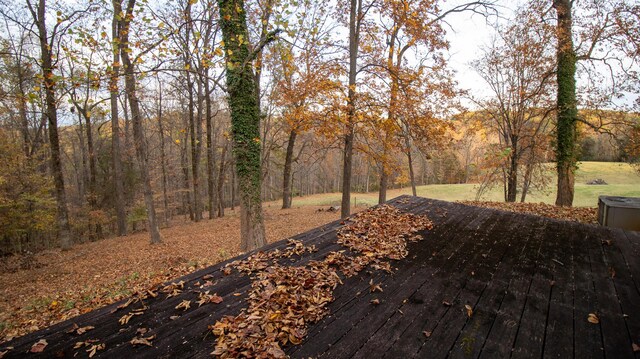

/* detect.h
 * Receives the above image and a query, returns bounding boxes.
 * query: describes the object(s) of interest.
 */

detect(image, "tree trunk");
[117,0,162,244]
[17,69,31,158]
[341,0,361,219]
[506,139,518,202]
[217,0,268,250]
[554,0,577,207]
[407,148,417,196]
[520,160,533,203]
[282,129,297,209]
[378,167,388,204]
[205,74,217,219]
[217,143,227,217]
[110,16,127,236]
[77,113,88,202]
[30,0,72,249]
[157,79,170,225]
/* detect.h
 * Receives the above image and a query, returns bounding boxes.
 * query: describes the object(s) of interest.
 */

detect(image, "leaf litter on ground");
[0,206,340,342]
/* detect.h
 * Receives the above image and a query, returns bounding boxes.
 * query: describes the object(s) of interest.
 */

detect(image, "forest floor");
[0,199,599,343]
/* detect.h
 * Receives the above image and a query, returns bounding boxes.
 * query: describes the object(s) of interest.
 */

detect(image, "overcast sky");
[443,1,521,105]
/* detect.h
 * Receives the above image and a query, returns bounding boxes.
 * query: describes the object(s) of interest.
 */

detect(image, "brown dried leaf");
[370,298,380,305]
[76,325,95,335]
[369,279,383,293]
[30,339,47,353]
[423,330,432,338]
[119,311,142,325]
[86,343,104,358]
[587,313,599,324]
[442,301,452,307]
[175,300,191,311]
[632,343,640,352]
[130,335,155,347]
[465,304,473,318]
[67,323,80,333]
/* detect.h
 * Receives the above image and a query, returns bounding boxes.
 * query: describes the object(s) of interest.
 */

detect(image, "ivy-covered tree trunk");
[29,0,73,249]
[554,0,577,207]
[218,0,267,251]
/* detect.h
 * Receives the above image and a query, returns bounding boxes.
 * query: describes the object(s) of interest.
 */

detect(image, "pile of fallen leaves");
[211,205,433,357]
[461,201,598,224]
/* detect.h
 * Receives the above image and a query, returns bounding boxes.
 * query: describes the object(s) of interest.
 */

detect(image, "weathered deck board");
[2,196,639,358]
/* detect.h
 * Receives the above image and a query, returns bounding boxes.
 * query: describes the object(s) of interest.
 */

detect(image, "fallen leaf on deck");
[175,300,191,311]
[465,304,473,318]
[86,343,104,358]
[119,311,142,325]
[0,350,7,358]
[442,301,452,307]
[369,279,383,293]
[30,339,47,353]
[130,335,156,347]
[76,326,95,335]
[587,313,599,324]
[632,343,639,352]
[370,298,380,305]
[423,331,432,338]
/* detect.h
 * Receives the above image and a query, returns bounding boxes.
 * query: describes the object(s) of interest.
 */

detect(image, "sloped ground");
[0,206,339,342]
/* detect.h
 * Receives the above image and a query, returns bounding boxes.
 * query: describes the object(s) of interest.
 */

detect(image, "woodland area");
[0,0,639,255]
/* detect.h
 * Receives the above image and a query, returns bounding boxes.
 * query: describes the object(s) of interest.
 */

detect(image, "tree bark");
[282,129,297,209]
[554,0,577,207]
[29,0,73,249]
[110,7,127,236]
[378,168,388,204]
[341,0,361,219]
[217,143,227,217]
[506,138,518,202]
[205,73,217,219]
[217,0,268,250]
[157,78,170,225]
[117,0,162,244]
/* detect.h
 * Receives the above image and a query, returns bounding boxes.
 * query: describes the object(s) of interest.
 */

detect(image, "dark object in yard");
[598,195,640,231]
[2,196,639,358]
[587,178,608,185]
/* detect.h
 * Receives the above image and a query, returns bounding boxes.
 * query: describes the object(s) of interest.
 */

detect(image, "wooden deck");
[2,196,640,358]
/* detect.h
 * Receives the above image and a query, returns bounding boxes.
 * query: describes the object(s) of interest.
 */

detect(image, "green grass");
[283,162,640,208]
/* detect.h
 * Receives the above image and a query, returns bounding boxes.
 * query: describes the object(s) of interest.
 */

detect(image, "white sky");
[443,1,521,106]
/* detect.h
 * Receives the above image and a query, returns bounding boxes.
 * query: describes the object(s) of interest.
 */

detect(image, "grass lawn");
[285,162,640,208]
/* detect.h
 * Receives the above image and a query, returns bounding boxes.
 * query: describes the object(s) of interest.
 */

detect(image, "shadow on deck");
[2,196,639,358]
